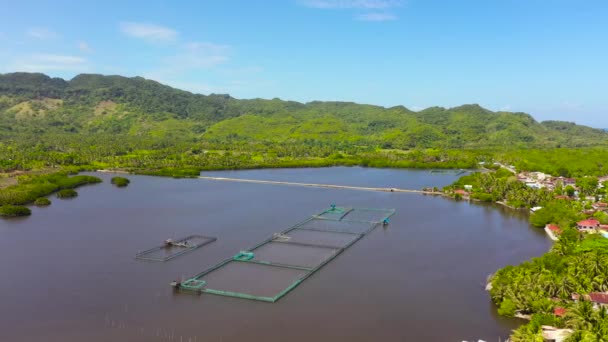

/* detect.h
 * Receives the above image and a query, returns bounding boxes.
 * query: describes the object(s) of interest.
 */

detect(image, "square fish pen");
[135,235,217,262]
[176,206,395,302]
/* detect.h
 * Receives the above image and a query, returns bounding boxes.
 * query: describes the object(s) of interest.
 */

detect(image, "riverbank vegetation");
[0,172,100,206]
[490,233,608,341]
[110,176,130,187]
[0,205,31,217]
[448,167,608,340]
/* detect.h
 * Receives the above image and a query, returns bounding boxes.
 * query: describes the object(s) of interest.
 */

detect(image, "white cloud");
[220,66,264,76]
[26,27,60,40]
[356,12,397,21]
[161,42,231,72]
[120,22,178,42]
[78,41,93,53]
[300,0,402,9]
[8,54,88,72]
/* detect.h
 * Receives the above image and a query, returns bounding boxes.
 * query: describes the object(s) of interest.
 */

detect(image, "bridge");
[197,176,442,195]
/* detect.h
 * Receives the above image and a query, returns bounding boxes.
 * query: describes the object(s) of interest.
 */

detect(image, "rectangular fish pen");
[135,235,217,262]
[175,206,395,302]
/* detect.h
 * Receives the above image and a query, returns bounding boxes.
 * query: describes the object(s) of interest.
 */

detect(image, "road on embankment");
[197,176,442,195]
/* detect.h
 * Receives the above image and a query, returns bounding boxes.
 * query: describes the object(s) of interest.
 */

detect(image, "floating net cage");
[176,206,395,302]
[135,235,217,262]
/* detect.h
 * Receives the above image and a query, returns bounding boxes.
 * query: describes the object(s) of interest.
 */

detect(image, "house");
[593,202,608,211]
[542,326,573,342]
[526,182,543,189]
[464,185,473,191]
[554,195,571,200]
[577,219,601,232]
[553,307,567,317]
[454,189,468,198]
[589,292,608,309]
[544,224,561,241]
[531,206,543,213]
[558,177,577,187]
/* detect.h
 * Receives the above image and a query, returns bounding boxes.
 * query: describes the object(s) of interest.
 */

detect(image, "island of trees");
[110,176,130,187]
[34,197,51,206]
[0,204,31,217]
[57,189,78,199]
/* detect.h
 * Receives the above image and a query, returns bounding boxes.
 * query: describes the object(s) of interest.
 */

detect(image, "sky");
[1,0,607,127]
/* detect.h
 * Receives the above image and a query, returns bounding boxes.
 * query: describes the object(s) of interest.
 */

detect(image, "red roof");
[454,190,467,195]
[547,224,561,233]
[578,219,600,227]
[589,292,608,304]
[595,202,608,207]
[554,307,567,317]
[555,195,570,200]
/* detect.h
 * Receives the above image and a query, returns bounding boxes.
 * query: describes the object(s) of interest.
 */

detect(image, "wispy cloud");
[144,41,231,81]
[78,41,94,53]
[7,54,88,72]
[356,12,397,21]
[300,0,403,21]
[120,22,178,42]
[167,42,231,68]
[26,27,60,40]
[300,0,402,9]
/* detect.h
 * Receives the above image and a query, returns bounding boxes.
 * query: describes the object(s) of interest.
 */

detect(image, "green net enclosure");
[175,206,395,302]
[135,235,217,262]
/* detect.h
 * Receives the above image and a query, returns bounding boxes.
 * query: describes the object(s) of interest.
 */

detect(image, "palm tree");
[566,301,596,330]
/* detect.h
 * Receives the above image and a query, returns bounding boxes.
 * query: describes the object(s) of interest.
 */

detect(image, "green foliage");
[566,185,576,197]
[110,176,130,187]
[34,197,51,206]
[491,233,608,340]
[530,201,583,228]
[0,205,31,217]
[448,170,552,208]
[137,167,200,178]
[1,73,607,179]
[56,189,78,199]
[498,298,517,316]
[577,177,599,197]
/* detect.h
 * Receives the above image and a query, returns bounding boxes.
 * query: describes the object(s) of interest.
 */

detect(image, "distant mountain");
[1,72,606,149]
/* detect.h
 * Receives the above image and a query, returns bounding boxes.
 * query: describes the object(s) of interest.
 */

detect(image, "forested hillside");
[1,72,607,176]
[1,72,606,148]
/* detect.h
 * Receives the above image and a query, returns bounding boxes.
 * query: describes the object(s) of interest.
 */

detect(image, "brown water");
[0,167,551,342]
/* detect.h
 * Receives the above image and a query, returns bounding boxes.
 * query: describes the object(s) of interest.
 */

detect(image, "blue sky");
[1,0,607,127]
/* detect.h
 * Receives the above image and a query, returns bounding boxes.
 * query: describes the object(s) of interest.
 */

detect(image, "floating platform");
[136,235,217,262]
[173,206,395,302]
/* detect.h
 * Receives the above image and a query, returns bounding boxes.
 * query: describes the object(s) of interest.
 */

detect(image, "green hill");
[1,72,606,150]
[1,72,607,176]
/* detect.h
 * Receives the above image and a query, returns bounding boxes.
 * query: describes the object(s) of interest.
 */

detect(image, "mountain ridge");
[0,72,606,149]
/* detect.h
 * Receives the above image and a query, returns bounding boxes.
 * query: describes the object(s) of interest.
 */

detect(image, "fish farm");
[173,205,395,302]
[135,235,217,262]
[429,169,467,175]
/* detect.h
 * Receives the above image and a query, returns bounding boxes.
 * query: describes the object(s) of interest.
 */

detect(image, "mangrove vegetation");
[34,197,51,206]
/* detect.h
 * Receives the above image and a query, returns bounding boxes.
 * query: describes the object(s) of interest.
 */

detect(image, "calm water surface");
[0,167,551,341]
